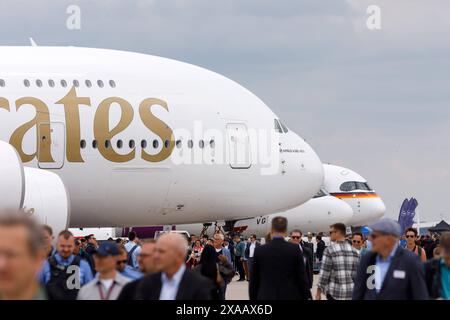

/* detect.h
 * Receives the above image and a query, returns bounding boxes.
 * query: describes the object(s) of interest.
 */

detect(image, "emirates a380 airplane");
[0,46,324,232]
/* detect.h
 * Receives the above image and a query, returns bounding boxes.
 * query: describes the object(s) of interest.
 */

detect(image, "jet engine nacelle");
[0,141,70,233]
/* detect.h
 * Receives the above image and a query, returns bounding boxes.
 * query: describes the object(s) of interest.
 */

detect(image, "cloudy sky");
[1,0,448,222]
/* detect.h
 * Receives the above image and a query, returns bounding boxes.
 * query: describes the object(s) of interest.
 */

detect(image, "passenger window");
[176,140,182,148]
[210,140,215,148]
[73,80,79,87]
[85,80,92,88]
[92,140,98,149]
[0,79,5,87]
[36,79,43,87]
[80,140,86,149]
[153,140,159,148]
[109,80,116,88]
[164,140,170,149]
[187,140,193,148]
[97,80,104,88]
[117,140,123,149]
[105,140,110,149]
[24,79,30,87]
[129,140,135,149]
[48,79,55,87]
[61,80,67,87]
[141,140,147,148]
[199,140,204,148]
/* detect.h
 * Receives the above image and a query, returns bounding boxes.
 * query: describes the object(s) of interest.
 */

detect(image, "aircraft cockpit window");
[340,181,372,192]
[274,119,283,133]
[279,121,289,133]
[355,182,371,191]
[0,79,5,87]
[340,181,356,192]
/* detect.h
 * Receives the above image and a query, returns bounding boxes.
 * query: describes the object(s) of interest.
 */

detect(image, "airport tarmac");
[226,274,325,300]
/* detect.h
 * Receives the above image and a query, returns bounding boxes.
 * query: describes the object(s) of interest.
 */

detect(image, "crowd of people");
[0,209,448,300]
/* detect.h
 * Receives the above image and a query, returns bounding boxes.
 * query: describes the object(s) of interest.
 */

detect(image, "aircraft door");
[226,123,251,169]
[38,122,65,169]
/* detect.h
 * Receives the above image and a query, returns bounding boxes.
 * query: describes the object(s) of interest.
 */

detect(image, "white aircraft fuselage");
[0,47,324,229]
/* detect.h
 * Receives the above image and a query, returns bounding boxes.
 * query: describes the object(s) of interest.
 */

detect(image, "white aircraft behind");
[0,46,324,232]
[117,164,386,238]
[323,164,386,226]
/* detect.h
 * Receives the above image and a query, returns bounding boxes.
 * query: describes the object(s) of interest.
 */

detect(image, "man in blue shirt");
[39,230,93,300]
[117,245,143,280]
[424,232,450,299]
[124,231,141,270]
[352,219,428,300]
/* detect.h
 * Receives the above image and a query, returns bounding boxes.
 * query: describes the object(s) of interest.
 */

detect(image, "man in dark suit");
[290,230,313,288]
[352,219,428,300]
[249,217,312,300]
[133,233,211,300]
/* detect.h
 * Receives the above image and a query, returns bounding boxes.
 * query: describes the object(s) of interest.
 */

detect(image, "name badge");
[393,270,406,279]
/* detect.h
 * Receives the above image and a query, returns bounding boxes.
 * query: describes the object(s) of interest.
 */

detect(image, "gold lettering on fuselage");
[0,98,9,111]
[56,87,91,163]
[2,89,174,164]
[94,97,135,163]
[9,97,54,163]
[139,98,174,162]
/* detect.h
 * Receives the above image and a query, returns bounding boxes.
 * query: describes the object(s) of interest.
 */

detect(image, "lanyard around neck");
[97,281,116,300]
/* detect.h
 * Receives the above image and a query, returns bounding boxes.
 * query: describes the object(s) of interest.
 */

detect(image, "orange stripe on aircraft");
[331,192,379,199]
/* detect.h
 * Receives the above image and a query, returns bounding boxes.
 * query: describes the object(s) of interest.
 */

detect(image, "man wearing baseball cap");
[352,218,428,300]
[77,242,131,300]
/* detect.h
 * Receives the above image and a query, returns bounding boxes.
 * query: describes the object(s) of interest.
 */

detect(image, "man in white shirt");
[131,233,212,300]
[77,242,131,300]
[245,234,260,279]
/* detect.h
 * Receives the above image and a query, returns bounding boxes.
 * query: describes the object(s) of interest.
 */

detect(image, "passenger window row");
[0,78,116,88]
[80,139,216,150]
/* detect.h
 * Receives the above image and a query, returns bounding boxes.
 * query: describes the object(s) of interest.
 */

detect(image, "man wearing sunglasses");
[352,219,428,300]
[316,223,359,300]
[405,228,427,262]
[290,230,313,289]
[117,245,143,280]
[351,232,368,256]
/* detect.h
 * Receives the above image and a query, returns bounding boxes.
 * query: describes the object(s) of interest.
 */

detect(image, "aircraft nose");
[335,199,355,223]
[280,131,324,206]
[348,197,387,226]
